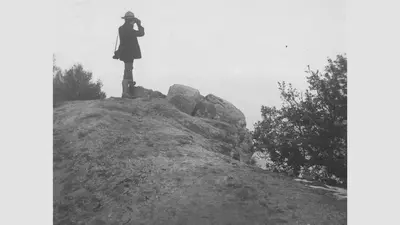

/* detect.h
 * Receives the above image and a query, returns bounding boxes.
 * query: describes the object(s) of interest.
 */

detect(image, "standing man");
[116,11,145,98]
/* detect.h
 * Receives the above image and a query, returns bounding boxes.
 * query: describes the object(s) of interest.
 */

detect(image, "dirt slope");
[53,97,346,225]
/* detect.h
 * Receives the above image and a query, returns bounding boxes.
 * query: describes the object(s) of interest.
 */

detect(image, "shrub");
[53,56,106,106]
[253,54,347,185]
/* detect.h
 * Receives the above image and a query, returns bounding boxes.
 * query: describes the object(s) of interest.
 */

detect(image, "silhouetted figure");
[115,11,145,98]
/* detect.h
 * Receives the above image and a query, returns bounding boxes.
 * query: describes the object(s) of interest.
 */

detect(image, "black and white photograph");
[53,0,349,224]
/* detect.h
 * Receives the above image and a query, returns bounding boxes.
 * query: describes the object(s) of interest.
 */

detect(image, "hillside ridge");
[53,90,346,225]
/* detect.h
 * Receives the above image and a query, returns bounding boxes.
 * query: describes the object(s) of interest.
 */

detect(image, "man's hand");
[136,18,141,26]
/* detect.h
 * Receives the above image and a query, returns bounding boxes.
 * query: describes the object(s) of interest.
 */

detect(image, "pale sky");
[54,0,346,130]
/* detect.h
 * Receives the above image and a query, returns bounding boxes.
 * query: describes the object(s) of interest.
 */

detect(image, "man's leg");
[122,61,134,98]
[124,61,134,81]
[125,60,136,95]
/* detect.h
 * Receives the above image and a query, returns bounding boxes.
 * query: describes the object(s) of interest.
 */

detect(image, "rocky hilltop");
[53,84,346,225]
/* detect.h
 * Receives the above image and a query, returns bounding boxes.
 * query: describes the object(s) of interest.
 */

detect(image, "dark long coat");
[117,22,145,62]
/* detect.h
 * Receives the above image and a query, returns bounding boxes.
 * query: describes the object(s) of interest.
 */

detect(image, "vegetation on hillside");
[53,55,106,106]
[252,54,347,186]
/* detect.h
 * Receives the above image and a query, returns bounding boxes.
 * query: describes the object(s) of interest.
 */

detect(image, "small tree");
[53,57,106,105]
[253,54,347,185]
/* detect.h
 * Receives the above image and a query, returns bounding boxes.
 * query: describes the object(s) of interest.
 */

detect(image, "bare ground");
[53,97,346,225]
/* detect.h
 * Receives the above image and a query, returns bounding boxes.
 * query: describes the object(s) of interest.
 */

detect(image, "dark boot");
[121,79,133,98]
[128,80,136,96]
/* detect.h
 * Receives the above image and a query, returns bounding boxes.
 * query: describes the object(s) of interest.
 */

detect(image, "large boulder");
[192,97,217,119]
[205,94,246,128]
[165,84,250,162]
[167,84,201,115]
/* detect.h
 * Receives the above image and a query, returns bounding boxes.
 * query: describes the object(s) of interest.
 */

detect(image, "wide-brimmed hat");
[121,11,136,19]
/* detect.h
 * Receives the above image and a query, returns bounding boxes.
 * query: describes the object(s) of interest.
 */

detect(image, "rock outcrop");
[167,84,246,129]
[53,86,347,225]
[192,97,217,119]
[166,84,251,162]
[166,84,201,115]
[192,94,246,129]
[204,94,247,128]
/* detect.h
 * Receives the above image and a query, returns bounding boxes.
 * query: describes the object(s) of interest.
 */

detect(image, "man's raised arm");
[134,19,145,37]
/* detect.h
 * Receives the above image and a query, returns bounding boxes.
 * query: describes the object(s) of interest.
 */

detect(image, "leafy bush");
[53,56,106,105]
[253,54,347,185]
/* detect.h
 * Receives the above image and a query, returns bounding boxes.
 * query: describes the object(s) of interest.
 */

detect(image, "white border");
[1,0,53,224]
[2,0,400,224]
[348,0,400,224]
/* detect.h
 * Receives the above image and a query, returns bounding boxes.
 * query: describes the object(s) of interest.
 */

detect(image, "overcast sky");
[54,0,346,130]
